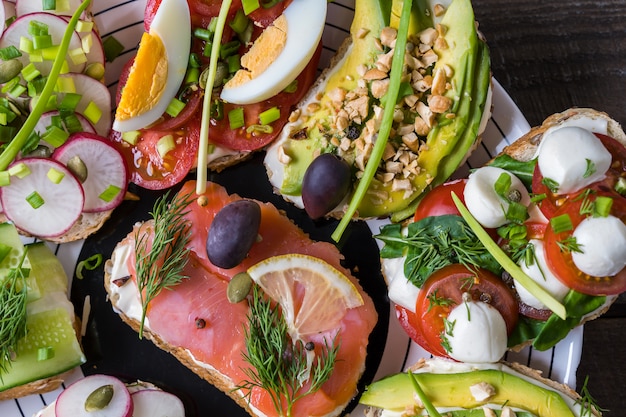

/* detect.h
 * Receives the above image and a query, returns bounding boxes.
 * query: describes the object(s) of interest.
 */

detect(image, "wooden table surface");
[472,0,626,413]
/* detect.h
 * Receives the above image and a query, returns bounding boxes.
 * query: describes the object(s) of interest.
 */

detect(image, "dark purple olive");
[206,199,261,269]
[301,153,351,219]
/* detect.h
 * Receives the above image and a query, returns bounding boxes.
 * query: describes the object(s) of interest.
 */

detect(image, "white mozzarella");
[516,239,569,310]
[572,215,626,277]
[536,126,611,195]
[444,297,508,363]
[463,166,530,228]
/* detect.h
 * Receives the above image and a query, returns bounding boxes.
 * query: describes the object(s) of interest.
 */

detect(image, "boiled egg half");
[220,0,327,105]
[112,0,191,133]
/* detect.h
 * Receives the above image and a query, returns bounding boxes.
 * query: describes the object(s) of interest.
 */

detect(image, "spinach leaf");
[488,154,537,190]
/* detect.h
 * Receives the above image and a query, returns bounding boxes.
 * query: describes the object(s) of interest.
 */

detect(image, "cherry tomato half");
[414,179,466,222]
[543,195,626,295]
[412,264,519,358]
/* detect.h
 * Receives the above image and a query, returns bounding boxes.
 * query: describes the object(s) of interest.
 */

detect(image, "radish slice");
[0,157,84,238]
[36,110,96,137]
[55,374,133,417]
[53,133,128,212]
[0,13,84,75]
[48,73,112,137]
[16,0,87,17]
[131,389,185,417]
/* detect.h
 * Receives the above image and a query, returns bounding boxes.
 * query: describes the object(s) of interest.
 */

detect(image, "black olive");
[301,153,351,219]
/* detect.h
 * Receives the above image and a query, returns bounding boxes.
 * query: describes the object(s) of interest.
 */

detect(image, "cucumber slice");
[26,241,68,294]
[0,307,85,391]
[0,222,37,300]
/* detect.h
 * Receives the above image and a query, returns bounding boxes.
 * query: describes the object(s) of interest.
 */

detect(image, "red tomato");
[413,264,519,358]
[413,179,466,222]
[109,117,200,190]
[543,196,626,295]
[532,133,626,218]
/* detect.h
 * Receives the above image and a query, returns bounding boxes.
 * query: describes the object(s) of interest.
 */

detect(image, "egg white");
[112,0,190,132]
[220,0,327,105]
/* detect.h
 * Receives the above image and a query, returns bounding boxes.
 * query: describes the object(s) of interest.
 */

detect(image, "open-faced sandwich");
[108,0,326,191]
[103,180,378,417]
[264,0,492,240]
[359,357,602,416]
[0,0,129,242]
[376,108,626,361]
[33,375,186,417]
[0,222,85,400]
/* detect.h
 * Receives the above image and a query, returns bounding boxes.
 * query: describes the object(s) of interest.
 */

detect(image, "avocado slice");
[272,0,489,220]
[359,369,578,416]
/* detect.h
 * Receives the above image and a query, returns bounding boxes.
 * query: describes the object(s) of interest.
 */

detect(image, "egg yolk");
[116,32,168,121]
[224,14,287,88]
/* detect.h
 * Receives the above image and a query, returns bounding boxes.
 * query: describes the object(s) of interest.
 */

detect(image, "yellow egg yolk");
[116,32,168,121]
[224,14,287,89]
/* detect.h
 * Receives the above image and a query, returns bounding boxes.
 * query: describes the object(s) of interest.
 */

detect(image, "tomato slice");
[413,264,519,358]
[109,117,200,190]
[543,195,626,295]
[413,179,466,222]
[532,132,626,218]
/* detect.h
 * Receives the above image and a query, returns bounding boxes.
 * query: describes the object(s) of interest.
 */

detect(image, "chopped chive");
[56,0,70,12]
[99,184,121,202]
[165,97,186,117]
[62,113,83,133]
[530,193,546,204]
[83,101,102,124]
[29,21,49,37]
[102,36,124,62]
[184,67,200,84]
[19,37,34,54]
[50,114,63,129]
[550,213,574,234]
[75,253,103,279]
[27,76,48,97]
[541,177,559,193]
[1,76,19,94]
[246,124,272,134]
[208,17,219,33]
[121,130,140,145]
[76,20,94,33]
[193,27,212,41]
[42,0,56,11]
[0,170,9,186]
[189,53,201,68]
[583,158,596,179]
[0,126,18,143]
[227,54,240,73]
[506,201,529,224]
[202,40,214,57]
[47,167,65,184]
[593,196,613,218]
[283,79,298,93]
[0,45,22,60]
[26,190,45,209]
[56,77,76,94]
[32,34,53,50]
[156,134,175,158]
[42,125,69,147]
[59,92,81,110]
[20,62,41,82]
[259,106,280,125]
[220,40,240,59]
[494,172,511,197]
[5,16,16,28]
[37,346,54,361]
[42,45,60,60]
[241,0,260,14]
[85,62,105,80]
[229,9,249,34]
[8,83,27,99]
[81,33,93,53]
[228,107,245,129]
[210,99,224,120]
[29,51,43,63]
[69,47,87,65]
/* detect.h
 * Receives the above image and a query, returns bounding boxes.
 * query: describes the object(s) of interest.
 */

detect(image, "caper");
[0,59,23,84]
[67,155,88,183]
[227,272,253,304]
[84,384,114,411]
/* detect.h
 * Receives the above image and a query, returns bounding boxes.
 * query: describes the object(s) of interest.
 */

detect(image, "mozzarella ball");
[536,126,611,195]
[572,215,626,277]
[445,296,508,363]
[516,239,570,310]
[464,166,530,229]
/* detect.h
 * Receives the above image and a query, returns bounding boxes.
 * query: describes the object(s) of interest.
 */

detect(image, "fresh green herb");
[593,196,613,217]
[426,289,455,312]
[494,172,512,197]
[407,371,443,417]
[441,317,455,353]
[102,35,124,62]
[331,0,413,242]
[557,236,583,254]
[459,275,476,292]
[583,158,596,179]
[376,215,501,288]
[238,285,339,417]
[530,193,546,204]
[134,191,192,338]
[541,177,559,193]
[488,154,536,189]
[576,376,607,416]
[0,251,29,378]
[452,192,567,319]
[75,253,103,280]
[578,193,594,216]
[550,213,574,234]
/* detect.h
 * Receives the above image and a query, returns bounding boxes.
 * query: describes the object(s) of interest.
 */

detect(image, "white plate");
[0,0,582,415]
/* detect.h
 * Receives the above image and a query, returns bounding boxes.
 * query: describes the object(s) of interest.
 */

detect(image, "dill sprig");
[576,375,607,416]
[237,285,339,417]
[0,251,29,378]
[134,191,192,338]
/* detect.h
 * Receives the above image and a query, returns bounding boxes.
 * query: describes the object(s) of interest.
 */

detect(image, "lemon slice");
[247,254,363,339]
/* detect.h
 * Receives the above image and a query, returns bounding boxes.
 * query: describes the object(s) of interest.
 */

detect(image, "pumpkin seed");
[84,384,114,411]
